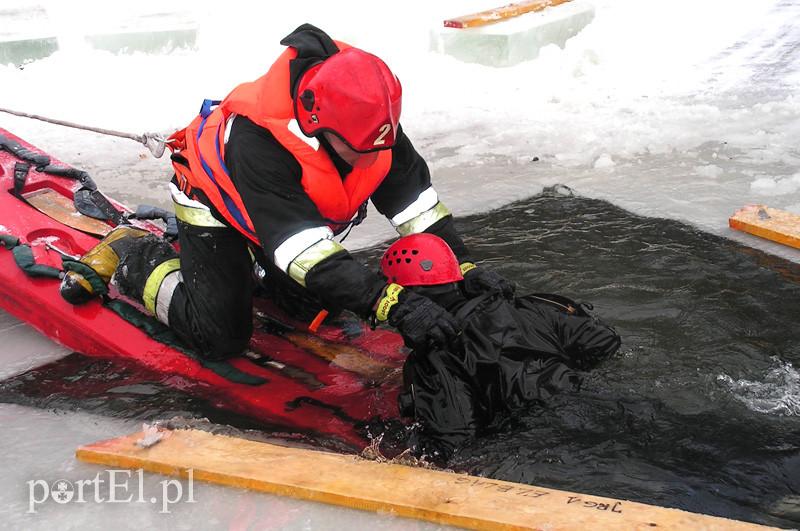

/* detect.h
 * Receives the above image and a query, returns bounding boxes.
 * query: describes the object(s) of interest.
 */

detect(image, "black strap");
[0,234,20,249]
[0,133,129,230]
[326,201,369,242]
[0,133,50,167]
[131,205,178,239]
[72,188,126,225]
[0,232,62,279]
[38,164,97,191]
[13,162,30,196]
[454,292,496,322]
[11,245,63,279]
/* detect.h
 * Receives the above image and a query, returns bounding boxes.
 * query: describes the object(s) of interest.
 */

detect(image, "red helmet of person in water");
[294,47,402,153]
[381,234,463,286]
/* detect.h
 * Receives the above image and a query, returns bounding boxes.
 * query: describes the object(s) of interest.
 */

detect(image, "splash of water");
[718,357,800,416]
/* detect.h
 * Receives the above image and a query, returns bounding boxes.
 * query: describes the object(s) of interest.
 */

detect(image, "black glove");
[373,284,460,349]
[460,262,515,300]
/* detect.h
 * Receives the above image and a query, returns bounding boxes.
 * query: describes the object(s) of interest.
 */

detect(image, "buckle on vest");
[199,99,222,119]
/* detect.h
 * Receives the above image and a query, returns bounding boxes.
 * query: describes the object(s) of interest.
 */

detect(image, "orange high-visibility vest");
[168,43,392,244]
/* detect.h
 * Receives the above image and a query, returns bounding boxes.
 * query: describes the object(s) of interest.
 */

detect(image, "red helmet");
[294,47,402,153]
[381,234,463,286]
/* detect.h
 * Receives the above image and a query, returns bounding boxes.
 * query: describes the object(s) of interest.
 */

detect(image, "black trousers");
[116,219,328,360]
[116,220,253,360]
[166,220,255,360]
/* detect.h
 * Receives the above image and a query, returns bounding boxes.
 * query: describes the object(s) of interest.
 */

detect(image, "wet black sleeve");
[225,116,385,316]
[370,125,432,218]
[305,253,387,318]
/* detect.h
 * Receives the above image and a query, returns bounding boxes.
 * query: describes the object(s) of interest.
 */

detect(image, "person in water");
[58,23,514,359]
[380,233,621,461]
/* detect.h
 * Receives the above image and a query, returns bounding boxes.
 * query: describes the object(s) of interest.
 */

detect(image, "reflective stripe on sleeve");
[287,238,346,286]
[274,226,335,273]
[395,202,451,237]
[390,187,439,227]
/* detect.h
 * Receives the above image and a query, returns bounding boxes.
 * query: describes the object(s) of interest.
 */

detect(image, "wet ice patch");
[593,153,615,169]
[717,358,800,416]
[750,173,800,196]
[695,164,723,179]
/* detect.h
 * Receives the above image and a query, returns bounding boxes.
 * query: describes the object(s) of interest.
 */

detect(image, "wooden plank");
[76,429,778,531]
[729,204,800,250]
[444,0,573,29]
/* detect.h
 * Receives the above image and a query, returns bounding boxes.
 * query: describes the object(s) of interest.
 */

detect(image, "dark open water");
[443,187,800,528]
[2,188,799,527]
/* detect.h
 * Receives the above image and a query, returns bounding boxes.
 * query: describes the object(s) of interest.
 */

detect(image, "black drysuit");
[399,292,621,460]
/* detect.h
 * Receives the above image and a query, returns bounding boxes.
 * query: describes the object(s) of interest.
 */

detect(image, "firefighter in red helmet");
[60,23,513,360]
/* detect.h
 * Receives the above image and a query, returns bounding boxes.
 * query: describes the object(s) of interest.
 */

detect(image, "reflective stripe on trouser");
[142,258,182,325]
[170,182,226,228]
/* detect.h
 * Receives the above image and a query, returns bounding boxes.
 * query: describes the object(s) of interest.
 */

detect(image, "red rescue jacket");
[168,43,393,245]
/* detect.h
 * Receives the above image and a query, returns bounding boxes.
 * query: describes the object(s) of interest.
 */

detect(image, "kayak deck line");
[730,205,800,250]
[76,429,778,531]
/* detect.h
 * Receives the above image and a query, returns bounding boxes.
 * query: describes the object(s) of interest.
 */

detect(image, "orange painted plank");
[444,0,573,29]
[77,429,778,531]
[729,205,800,250]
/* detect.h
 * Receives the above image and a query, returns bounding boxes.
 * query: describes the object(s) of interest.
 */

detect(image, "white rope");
[0,106,171,158]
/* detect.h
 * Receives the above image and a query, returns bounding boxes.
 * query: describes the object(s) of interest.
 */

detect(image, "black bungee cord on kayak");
[0,132,178,238]
[0,132,121,221]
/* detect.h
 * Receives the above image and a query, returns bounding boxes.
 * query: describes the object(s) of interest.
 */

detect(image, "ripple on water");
[718,357,800,416]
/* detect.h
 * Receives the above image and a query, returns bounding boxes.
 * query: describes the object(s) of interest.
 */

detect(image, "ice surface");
[1,0,799,527]
[0,404,448,530]
[431,0,596,67]
[0,311,69,380]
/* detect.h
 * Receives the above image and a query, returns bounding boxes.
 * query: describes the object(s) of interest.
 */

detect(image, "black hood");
[280,23,340,98]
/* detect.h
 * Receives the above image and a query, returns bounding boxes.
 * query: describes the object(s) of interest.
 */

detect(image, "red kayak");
[0,127,406,450]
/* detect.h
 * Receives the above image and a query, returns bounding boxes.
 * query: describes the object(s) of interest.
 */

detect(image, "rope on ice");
[0,106,170,158]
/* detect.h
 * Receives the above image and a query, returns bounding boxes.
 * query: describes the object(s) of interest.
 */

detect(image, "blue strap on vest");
[199,99,221,118]
[195,100,258,240]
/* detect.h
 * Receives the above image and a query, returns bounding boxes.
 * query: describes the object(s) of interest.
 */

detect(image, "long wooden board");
[76,429,778,531]
[444,0,573,29]
[729,204,800,250]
